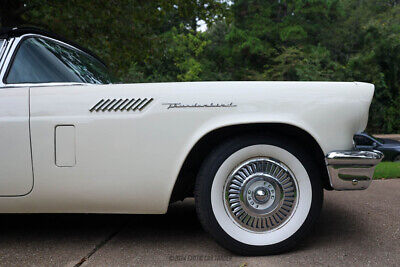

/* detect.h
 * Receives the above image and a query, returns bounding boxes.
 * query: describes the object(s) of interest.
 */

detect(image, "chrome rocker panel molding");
[325,150,384,190]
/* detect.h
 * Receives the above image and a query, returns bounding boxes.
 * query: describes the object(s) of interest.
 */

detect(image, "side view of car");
[0,27,383,255]
[354,132,400,162]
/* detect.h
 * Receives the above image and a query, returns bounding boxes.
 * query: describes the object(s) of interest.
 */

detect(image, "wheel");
[195,134,323,255]
[394,155,400,162]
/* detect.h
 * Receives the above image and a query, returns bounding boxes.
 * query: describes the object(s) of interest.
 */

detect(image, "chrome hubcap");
[223,157,298,232]
[254,187,269,203]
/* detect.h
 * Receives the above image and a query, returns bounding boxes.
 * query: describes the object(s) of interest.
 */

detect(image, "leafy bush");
[2,0,400,133]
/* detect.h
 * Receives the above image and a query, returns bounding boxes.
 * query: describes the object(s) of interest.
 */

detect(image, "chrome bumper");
[325,150,384,190]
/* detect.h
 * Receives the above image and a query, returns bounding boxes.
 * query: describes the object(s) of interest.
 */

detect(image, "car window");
[354,135,374,146]
[5,37,114,84]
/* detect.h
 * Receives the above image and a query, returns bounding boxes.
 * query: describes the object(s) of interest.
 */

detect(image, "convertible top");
[0,26,106,66]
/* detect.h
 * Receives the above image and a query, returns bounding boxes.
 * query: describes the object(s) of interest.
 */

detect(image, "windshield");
[363,132,385,144]
[6,37,115,84]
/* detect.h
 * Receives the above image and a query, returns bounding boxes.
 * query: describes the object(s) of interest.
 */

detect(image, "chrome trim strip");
[0,36,20,87]
[2,82,88,88]
[325,150,384,190]
[0,38,15,84]
[0,39,8,63]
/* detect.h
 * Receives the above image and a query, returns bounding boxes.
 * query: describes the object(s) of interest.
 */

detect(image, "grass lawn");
[373,162,400,179]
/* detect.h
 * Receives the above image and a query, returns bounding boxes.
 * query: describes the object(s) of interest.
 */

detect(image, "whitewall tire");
[195,134,323,255]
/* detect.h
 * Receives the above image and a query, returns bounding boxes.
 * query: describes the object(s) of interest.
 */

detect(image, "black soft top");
[0,26,106,66]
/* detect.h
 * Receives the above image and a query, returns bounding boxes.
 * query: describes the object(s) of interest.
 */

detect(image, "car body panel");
[0,87,33,196]
[0,81,374,213]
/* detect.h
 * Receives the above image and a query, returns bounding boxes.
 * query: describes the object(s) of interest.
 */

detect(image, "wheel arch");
[170,123,331,203]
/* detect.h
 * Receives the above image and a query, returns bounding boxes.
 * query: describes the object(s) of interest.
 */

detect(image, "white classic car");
[0,27,383,255]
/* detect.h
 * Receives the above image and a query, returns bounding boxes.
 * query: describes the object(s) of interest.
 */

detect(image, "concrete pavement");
[0,179,399,266]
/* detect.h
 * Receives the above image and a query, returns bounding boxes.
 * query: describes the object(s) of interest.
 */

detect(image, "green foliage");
[279,26,307,42]
[266,45,344,81]
[373,162,400,179]
[2,0,400,133]
[170,26,210,81]
[122,25,210,82]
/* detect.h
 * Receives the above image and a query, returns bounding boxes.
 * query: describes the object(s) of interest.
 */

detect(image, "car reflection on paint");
[354,132,400,162]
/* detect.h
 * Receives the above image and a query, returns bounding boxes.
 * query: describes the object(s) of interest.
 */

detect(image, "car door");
[0,38,34,196]
[0,86,33,196]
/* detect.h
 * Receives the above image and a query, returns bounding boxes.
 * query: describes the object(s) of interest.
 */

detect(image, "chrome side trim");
[325,150,383,190]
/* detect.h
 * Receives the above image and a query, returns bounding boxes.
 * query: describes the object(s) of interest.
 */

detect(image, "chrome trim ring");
[223,157,298,232]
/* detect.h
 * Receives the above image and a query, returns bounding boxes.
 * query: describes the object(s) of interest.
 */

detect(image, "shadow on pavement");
[0,196,363,254]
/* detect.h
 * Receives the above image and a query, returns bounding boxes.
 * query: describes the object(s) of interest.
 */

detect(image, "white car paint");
[0,87,33,196]
[0,81,374,213]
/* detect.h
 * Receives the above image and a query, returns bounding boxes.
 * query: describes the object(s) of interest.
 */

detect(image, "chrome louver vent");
[90,98,154,112]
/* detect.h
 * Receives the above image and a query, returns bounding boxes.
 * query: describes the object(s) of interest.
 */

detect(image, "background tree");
[1,0,400,133]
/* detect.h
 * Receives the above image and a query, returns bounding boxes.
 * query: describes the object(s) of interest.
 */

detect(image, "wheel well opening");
[170,123,331,203]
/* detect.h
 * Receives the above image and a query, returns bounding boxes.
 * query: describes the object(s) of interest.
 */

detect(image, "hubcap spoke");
[223,157,298,232]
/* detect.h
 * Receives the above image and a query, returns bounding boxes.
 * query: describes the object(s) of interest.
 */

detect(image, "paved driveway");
[0,179,399,266]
